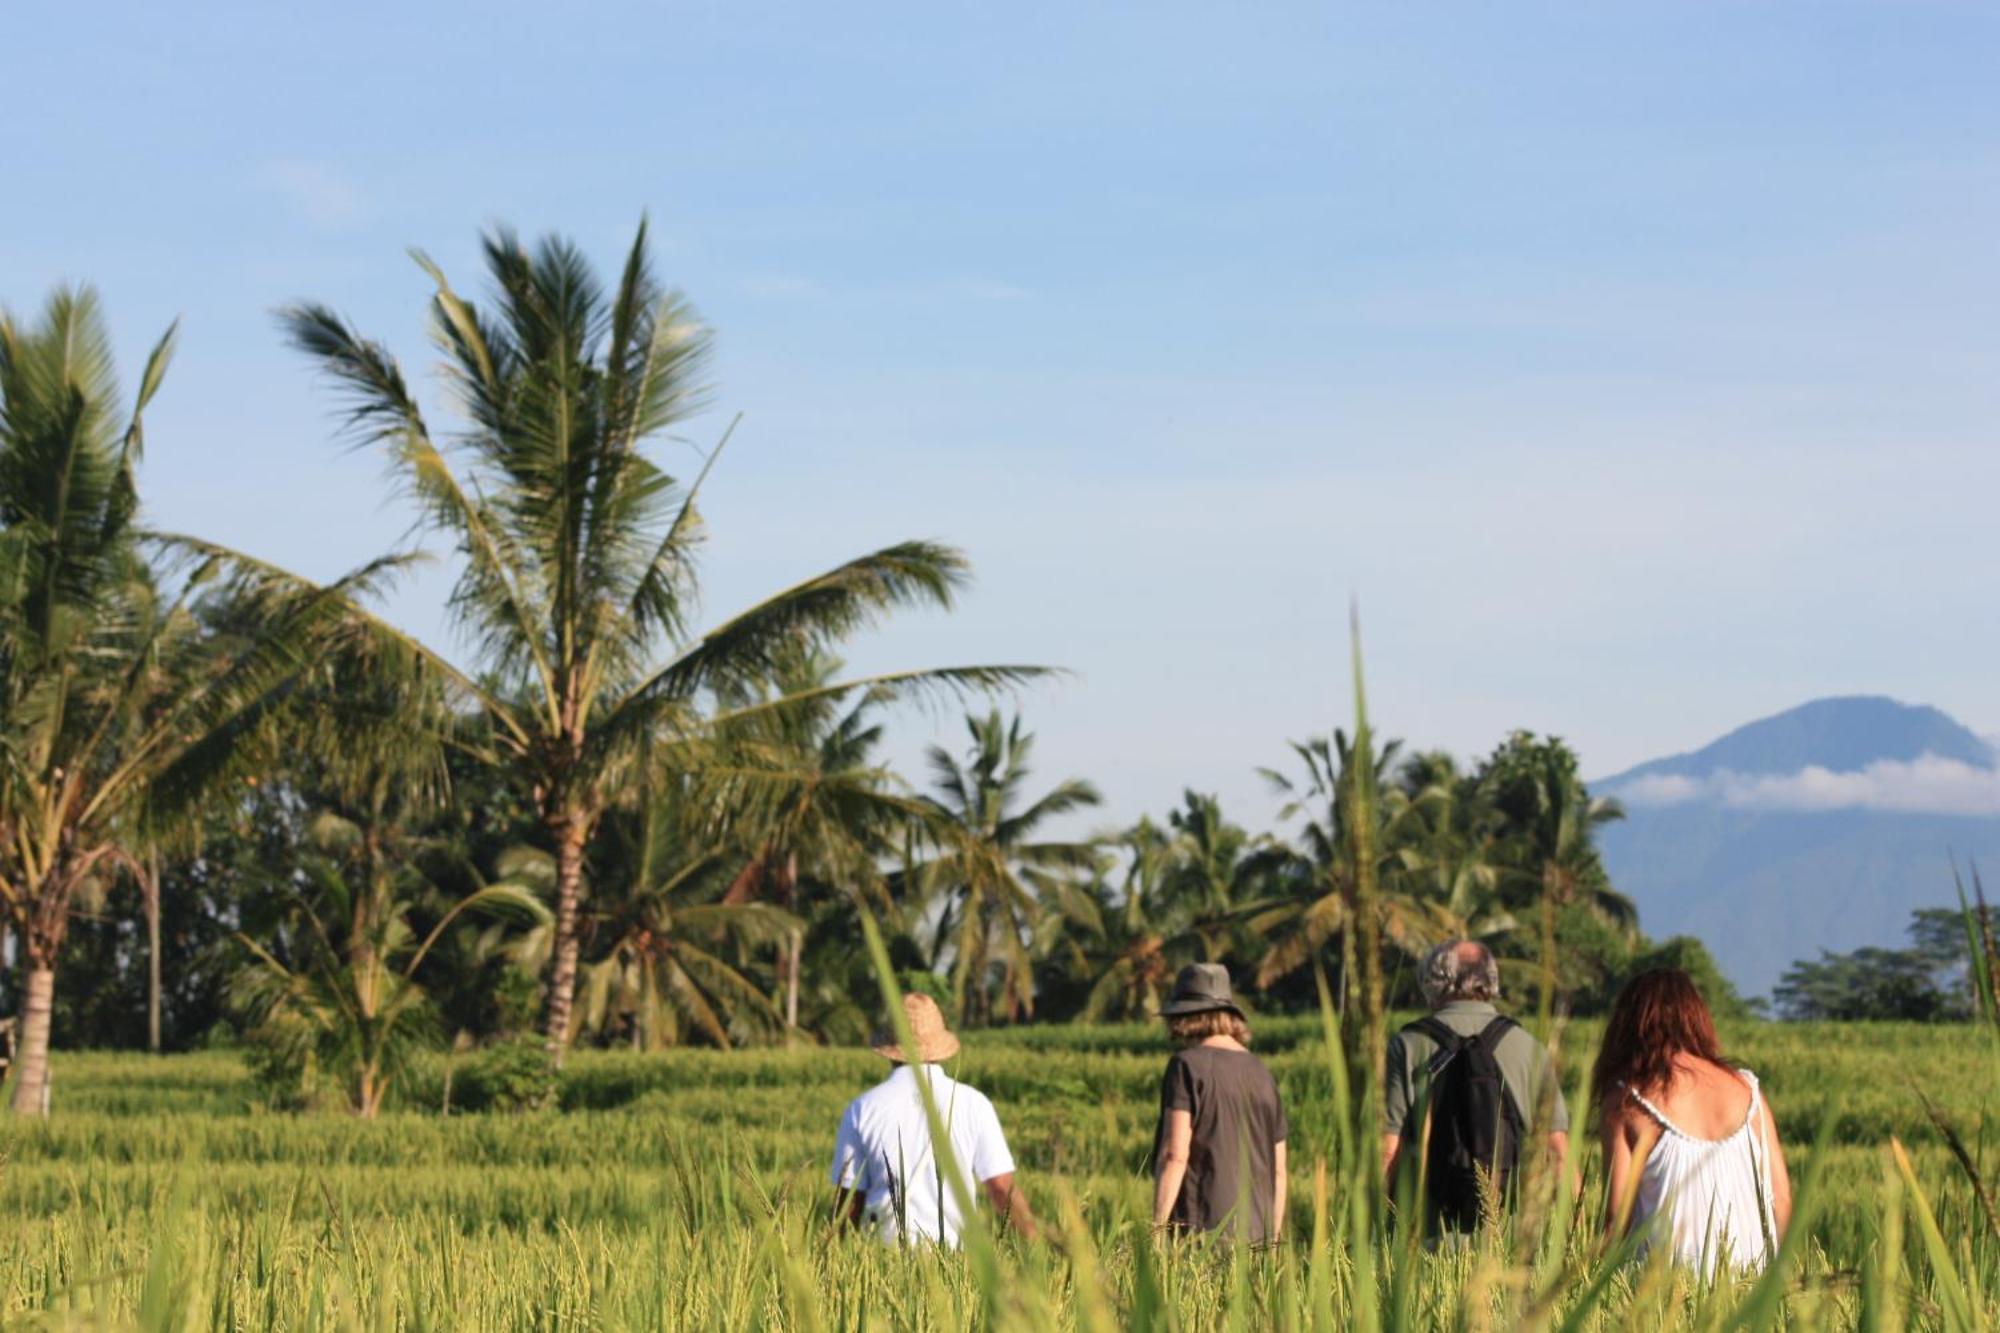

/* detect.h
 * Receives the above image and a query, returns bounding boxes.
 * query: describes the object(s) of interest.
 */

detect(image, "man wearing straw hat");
[830,993,1039,1245]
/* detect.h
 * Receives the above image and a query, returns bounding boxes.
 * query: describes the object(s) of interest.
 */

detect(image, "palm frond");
[600,541,980,724]
[276,301,560,714]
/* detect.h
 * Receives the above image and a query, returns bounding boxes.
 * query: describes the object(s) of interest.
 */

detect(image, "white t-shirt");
[829,1063,1015,1246]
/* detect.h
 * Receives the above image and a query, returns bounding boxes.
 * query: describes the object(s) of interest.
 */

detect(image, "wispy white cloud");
[1618,774,1705,806]
[264,160,368,230]
[1614,752,2000,817]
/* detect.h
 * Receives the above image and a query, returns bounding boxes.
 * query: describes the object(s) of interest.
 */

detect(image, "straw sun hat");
[870,993,961,1064]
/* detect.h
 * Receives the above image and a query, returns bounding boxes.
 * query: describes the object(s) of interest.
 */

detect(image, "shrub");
[240,1020,333,1112]
[444,1036,555,1114]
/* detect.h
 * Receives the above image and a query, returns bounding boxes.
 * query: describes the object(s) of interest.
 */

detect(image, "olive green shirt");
[1381,1001,1570,1139]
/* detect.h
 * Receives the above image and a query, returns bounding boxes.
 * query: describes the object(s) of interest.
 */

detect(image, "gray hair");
[1419,940,1500,1007]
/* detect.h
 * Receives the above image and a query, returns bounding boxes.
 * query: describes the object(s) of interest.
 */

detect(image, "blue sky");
[7,2,1999,828]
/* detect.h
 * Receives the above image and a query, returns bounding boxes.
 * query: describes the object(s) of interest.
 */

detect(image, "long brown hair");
[1590,968,1727,1109]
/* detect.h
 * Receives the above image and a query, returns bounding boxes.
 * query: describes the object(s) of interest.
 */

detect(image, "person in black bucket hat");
[1151,963,1289,1244]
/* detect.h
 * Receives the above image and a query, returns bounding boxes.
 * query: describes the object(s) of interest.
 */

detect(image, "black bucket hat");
[1161,962,1245,1018]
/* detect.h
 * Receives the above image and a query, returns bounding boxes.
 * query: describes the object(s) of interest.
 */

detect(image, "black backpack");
[1401,1015,1525,1231]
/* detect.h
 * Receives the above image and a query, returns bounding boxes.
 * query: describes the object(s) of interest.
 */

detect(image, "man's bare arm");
[830,1187,866,1229]
[1546,1130,1580,1199]
[983,1172,1038,1241]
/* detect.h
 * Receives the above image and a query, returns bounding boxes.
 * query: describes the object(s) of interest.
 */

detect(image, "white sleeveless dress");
[1622,1069,1778,1274]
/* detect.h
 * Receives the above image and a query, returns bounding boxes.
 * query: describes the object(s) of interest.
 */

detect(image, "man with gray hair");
[1382,939,1570,1230]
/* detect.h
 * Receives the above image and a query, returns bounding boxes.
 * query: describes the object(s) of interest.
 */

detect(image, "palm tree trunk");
[9,964,55,1116]
[143,852,162,1055]
[785,933,802,1029]
[9,881,70,1117]
[781,853,801,1030]
[542,818,590,1064]
[0,915,11,1065]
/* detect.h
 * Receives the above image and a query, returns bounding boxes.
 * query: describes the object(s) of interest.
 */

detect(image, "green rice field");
[1,1018,1996,1330]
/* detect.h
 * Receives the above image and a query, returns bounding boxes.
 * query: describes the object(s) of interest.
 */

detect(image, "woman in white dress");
[1592,968,1793,1274]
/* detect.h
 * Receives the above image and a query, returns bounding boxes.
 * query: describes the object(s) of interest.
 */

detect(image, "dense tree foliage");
[1775,906,1997,1021]
[16,700,1728,1070]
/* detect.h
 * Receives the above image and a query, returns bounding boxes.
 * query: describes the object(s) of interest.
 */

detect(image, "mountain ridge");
[1593,695,1999,998]
[1598,695,1995,787]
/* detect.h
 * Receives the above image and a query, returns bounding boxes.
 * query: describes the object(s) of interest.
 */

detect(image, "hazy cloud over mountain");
[1620,753,2000,817]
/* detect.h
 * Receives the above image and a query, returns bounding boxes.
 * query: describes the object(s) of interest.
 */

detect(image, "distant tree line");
[1775,904,1999,1022]
[35,711,1735,1030]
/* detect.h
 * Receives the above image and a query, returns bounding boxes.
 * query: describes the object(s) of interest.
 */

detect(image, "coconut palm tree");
[1475,731,1630,1018]
[1043,821,1189,1023]
[1253,643,1409,1111]
[231,615,547,1116]
[1377,752,1517,999]
[279,222,1041,1061]
[1080,821,1178,1020]
[561,777,796,1050]
[911,711,1100,1025]
[1251,730,1408,997]
[1156,791,1284,962]
[1045,792,1279,1020]
[1252,633,1405,1097]
[0,288,420,1114]
[712,647,927,1029]
[232,810,548,1116]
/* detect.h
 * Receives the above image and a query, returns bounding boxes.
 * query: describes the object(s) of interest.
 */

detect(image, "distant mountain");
[1595,697,2000,999]
[1610,696,1994,783]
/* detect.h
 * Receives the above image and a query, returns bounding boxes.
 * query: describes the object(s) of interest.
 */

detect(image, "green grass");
[0,1019,1995,1329]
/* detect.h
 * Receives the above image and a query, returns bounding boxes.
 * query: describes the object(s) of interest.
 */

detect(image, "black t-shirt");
[1154,1045,1289,1242]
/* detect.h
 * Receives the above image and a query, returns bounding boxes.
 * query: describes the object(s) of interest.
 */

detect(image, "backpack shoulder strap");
[1473,1015,1518,1055]
[1405,1016,1468,1074]
[1404,1016,1464,1050]
[1473,1017,1530,1132]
